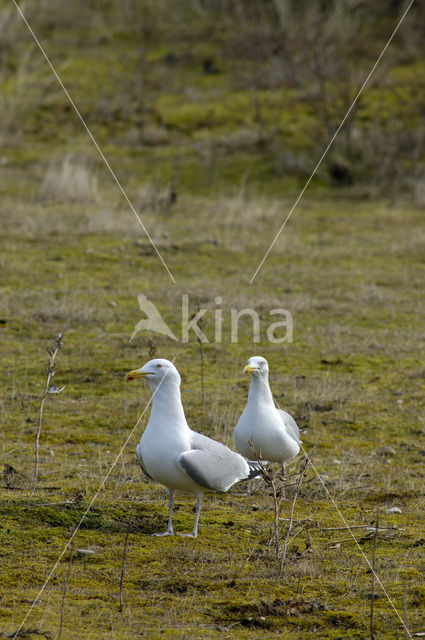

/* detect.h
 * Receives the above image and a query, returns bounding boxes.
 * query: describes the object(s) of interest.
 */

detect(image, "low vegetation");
[1,1,424,638]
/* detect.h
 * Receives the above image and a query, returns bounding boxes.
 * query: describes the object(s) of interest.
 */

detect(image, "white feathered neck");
[147,378,189,431]
[247,373,275,407]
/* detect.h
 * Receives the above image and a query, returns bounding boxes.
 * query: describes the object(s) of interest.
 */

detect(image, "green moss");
[1,3,425,638]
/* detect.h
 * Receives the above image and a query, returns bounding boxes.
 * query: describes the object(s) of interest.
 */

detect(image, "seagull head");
[244,356,269,378]
[125,358,180,389]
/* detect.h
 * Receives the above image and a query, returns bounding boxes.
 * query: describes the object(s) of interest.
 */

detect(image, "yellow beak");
[125,369,150,381]
[244,365,258,374]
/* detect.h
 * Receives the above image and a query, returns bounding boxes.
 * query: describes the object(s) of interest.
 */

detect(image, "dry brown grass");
[39,154,99,204]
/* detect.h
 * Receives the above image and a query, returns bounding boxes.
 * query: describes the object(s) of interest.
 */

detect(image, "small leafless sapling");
[32,332,65,493]
[249,441,314,567]
[280,449,315,576]
[249,440,281,559]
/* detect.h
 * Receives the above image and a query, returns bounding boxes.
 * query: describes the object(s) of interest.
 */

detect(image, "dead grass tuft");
[39,155,99,204]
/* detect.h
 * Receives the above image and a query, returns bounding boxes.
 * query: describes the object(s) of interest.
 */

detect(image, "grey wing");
[278,410,300,443]
[136,443,153,480]
[177,431,250,493]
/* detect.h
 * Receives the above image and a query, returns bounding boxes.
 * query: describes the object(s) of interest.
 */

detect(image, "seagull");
[125,358,261,537]
[233,356,300,493]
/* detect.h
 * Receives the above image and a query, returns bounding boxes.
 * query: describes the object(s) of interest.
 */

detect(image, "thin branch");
[280,448,315,576]
[249,439,281,558]
[32,333,64,493]
[321,525,398,532]
[286,518,315,546]
[324,535,375,547]
[270,474,281,559]
[147,336,157,359]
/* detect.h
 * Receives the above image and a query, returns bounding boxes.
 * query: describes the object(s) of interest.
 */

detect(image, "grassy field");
[1,2,425,639]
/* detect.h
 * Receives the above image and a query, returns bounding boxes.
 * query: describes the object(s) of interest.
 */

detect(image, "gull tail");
[247,461,263,480]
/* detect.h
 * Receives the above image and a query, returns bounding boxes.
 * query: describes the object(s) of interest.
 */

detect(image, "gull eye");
[156,363,163,368]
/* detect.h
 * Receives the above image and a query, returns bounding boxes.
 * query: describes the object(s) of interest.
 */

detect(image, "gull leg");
[246,479,252,495]
[178,494,201,538]
[166,489,175,533]
[153,489,175,536]
[192,494,201,537]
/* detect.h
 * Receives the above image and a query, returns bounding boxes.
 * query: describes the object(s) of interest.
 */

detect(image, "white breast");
[234,405,299,463]
[139,426,201,493]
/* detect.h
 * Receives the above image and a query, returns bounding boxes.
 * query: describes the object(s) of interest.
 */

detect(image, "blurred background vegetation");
[1,0,424,202]
[1,2,425,639]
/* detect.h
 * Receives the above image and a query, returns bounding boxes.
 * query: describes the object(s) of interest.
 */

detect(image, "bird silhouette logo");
[130,294,178,342]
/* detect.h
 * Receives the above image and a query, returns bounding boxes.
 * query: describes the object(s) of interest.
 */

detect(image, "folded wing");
[177,432,255,492]
[136,443,154,480]
[278,410,300,444]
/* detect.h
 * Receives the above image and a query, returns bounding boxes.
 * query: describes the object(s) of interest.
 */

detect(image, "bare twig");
[280,448,315,576]
[370,510,379,640]
[286,519,311,545]
[279,516,315,523]
[119,518,131,614]
[58,540,74,640]
[277,474,317,490]
[147,336,156,359]
[324,535,375,547]
[270,471,281,559]
[248,439,281,558]
[321,525,398,532]
[32,333,64,493]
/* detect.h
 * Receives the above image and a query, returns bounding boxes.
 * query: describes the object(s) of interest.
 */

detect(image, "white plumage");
[233,356,300,488]
[125,358,260,537]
